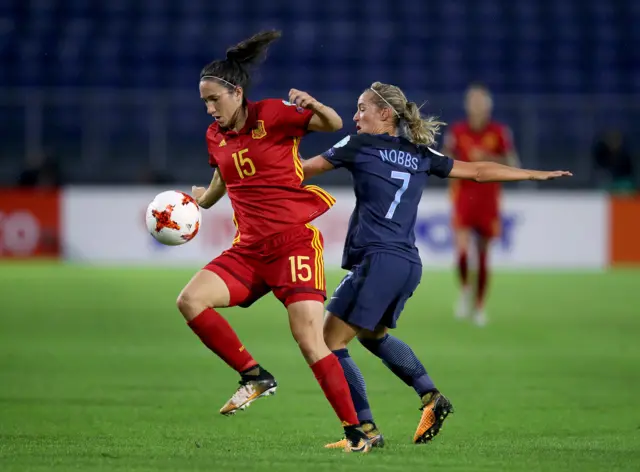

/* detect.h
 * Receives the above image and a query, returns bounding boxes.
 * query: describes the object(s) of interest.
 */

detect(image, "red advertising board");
[0,189,61,258]
[609,194,640,265]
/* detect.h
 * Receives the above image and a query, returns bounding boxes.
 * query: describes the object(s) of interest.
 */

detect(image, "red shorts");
[452,206,501,239]
[203,224,326,308]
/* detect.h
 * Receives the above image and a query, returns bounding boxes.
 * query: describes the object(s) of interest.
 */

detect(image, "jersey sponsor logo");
[251,120,267,140]
[378,149,419,171]
[219,139,227,147]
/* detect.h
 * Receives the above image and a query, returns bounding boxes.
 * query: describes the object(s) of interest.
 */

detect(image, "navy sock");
[333,348,373,424]
[360,334,436,396]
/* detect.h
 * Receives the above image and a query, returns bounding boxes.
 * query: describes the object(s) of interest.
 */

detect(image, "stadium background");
[1,1,639,471]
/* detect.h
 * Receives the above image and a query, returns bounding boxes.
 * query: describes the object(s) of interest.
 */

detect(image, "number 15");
[232,148,256,178]
[289,255,311,282]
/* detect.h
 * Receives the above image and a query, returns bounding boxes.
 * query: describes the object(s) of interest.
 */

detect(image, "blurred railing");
[1,88,639,189]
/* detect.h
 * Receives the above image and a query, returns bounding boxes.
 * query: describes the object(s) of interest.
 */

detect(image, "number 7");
[385,171,411,219]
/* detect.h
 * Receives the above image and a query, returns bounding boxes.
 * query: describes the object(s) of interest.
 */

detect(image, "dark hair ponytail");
[225,30,282,66]
[200,30,282,96]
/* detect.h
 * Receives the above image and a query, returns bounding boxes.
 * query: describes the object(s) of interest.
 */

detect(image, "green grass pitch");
[1,264,639,471]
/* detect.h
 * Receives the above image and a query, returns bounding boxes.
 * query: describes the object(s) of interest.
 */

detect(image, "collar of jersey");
[464,120,492,135]
[218,100,258,137]
[375,133,404,143]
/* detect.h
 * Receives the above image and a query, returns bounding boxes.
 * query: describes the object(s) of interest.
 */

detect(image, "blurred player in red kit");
[176,30,372,452]
[442,83,521,326]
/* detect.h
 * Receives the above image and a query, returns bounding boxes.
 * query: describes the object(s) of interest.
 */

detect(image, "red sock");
[477,249,489,308]
[188,308,257,373]
[457,251,469,286]
[311,354,359,426]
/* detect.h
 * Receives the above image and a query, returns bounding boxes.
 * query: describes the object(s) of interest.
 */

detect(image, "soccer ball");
[146,190,201,246]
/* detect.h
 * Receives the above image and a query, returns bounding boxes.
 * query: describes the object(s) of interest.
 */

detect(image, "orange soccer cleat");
[219,376,278,416]
[413,392,454,444]
[324,422,385,450]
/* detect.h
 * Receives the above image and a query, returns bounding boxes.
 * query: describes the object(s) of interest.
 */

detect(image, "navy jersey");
[322,133,454,269]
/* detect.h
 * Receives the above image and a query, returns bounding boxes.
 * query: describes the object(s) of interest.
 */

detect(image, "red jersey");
[444,120,514,213]
[206,99,335,247]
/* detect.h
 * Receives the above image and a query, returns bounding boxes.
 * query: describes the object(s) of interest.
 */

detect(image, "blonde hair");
[367,81,446,146]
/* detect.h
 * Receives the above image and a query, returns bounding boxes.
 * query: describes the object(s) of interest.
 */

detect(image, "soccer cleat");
[413,392,454,444]
[472,308,487,327]
[324,422,385,449]
[342,425,373,453]
[219,375,278,416]
[455,287,473,320]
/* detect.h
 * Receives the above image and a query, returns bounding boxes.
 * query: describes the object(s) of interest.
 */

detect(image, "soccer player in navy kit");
[302,81,572,447]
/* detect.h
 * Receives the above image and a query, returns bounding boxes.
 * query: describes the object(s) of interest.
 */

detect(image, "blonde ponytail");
[368,82,446,146]
[402,101,446,146]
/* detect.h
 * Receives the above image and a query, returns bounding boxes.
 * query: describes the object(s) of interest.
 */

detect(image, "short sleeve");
[443,129,457,151]
[268,99,314,137]
[425,147,454,178]
[321,135,360,169]
[499,125,515,153]
[206,128,218,168]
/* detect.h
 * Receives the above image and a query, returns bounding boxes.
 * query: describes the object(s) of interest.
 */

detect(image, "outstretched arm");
[289,89,343,132]
[449,160,572,182]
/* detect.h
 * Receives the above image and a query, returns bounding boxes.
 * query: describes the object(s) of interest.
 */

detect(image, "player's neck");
[373,125,397,136]
[231,106,248,133]
[467,117,489,131]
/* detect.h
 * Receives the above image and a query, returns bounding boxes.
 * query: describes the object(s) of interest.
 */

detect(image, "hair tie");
[370,88,400,117]
[200,75,236,88]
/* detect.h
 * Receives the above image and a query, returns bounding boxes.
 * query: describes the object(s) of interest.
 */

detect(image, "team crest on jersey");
[219,139,227,147]
[482,133,498,150]
[252,120,267,139]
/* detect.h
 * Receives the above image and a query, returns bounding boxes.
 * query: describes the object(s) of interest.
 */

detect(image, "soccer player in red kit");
[175,30,372,452]
[442,83,521,327]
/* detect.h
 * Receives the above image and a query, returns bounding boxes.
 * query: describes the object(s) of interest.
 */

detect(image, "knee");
[294,330,321,355]
[455,231,470,252]
[323,324,347,351]
[176,289,205,321]
[292,329,328,364]
[357,327,387,351]
[456,240,469,254]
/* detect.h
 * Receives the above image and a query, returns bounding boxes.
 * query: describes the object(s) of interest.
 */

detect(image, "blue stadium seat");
[1,0,638,185]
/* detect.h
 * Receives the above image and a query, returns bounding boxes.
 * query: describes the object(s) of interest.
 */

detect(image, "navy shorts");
[326,252,422,331]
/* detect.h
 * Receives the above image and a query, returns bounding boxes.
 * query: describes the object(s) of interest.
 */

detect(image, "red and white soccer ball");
[146,190,201,246]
